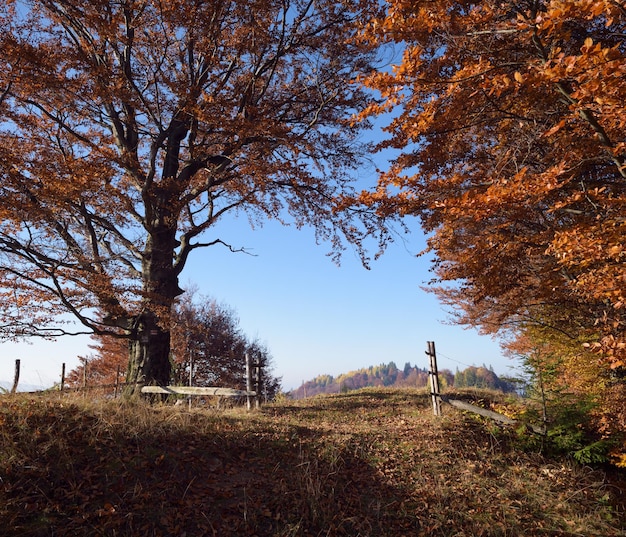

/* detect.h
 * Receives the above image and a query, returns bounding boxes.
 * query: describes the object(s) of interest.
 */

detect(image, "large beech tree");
[0,0,386,391]
[356,1,626,371]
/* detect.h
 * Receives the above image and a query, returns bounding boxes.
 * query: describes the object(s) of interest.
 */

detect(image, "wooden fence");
[141,354,262,410]
[4,353,264,409]
[426,341,545,435]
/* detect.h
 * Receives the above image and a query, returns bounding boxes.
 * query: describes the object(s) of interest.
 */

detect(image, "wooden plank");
[443,397,517,425]
[140,386,255,397]
[442,396,546,435]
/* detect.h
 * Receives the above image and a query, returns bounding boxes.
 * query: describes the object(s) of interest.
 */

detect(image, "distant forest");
[290,362,517,399]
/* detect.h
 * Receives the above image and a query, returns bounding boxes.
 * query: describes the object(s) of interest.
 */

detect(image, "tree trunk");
[123,135,187,396]
[125,311,172,395]
[124,219,183,395]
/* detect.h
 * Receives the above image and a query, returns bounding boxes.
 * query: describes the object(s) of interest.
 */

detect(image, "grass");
[0,387,624,536]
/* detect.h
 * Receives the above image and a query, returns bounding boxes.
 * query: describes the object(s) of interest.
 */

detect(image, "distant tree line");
[454,365,517,393]
[291,362,516,399]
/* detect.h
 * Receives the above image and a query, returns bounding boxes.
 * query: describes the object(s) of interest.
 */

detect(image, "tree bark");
[125,311,172,394]
[124,195,184,394]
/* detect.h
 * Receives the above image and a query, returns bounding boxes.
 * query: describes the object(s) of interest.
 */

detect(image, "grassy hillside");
[1,388,624,536]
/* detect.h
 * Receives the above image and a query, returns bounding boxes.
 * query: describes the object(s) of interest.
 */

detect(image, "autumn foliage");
[355,1,626,434]
[291,361,514,398]
[0,0,386,390]
[66,333,127,389]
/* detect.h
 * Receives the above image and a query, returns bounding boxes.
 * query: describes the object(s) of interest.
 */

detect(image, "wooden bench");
[140,385,258,408]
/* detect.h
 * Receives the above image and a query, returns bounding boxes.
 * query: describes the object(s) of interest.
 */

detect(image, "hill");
[291,361,517,398]
[0,389,624,536]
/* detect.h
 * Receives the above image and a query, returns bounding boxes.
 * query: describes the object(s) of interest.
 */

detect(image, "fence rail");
[4,355,265,408]
[140,386,255,397]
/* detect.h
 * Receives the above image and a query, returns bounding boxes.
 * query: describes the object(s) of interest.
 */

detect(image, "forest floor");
[0,387,625,536]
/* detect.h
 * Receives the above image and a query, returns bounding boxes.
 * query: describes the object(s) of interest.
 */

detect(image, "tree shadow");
[0,403,418,536]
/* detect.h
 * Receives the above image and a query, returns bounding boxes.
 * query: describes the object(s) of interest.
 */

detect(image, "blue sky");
[0,208,520,391]
[185,215,520,390]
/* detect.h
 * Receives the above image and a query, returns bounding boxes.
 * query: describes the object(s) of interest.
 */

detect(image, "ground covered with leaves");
[0,388,624,536]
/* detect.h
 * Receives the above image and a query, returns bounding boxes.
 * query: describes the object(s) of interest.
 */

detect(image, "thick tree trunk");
[123,131,187,396]
[124,214,183,395]
[125,311,172,395]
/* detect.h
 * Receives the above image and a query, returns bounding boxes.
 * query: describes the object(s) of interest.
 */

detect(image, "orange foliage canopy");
[356,0,626,369]
[0,0,386,387]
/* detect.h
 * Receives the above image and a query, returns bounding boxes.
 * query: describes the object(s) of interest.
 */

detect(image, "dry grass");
[0,388,624,536]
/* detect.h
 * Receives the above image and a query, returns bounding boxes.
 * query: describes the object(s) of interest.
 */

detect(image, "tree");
[66,333,127,388]
[69,292,282,399]
[454,368,465,389]
[0,0,387,392]
[66,310,128,388]
[355,2,626,373]
[171,292,247,389]
[170,291,281,399]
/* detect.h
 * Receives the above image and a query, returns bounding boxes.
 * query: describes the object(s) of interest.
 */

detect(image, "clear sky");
[0,207,520,391]
[184,215,521,390]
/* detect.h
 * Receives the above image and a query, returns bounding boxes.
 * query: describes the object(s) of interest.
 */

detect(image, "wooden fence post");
[245,352,253,411]
[60,363,66,392]
[114,365,121,398]
[82,358,87,390]
[11,359,20,394]
[254,359,262,409]
[426,341,442,416]
[188,352,194,410]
